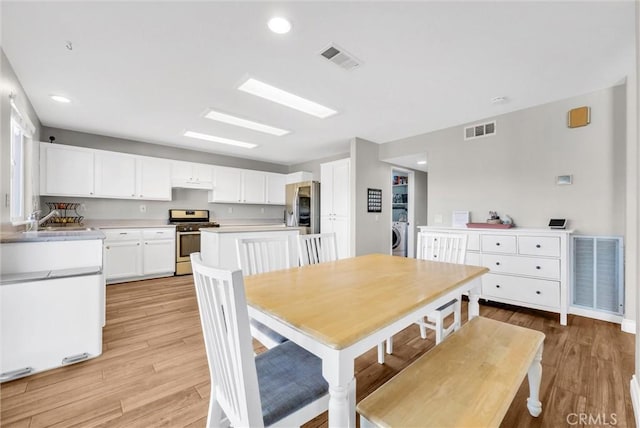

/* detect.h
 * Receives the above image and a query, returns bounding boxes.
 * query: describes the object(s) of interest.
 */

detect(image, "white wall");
[380,85,627,237]
[288,152,349,181]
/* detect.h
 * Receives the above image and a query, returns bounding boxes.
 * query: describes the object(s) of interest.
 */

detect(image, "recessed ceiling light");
[50,95,71,103]
[205,110,290,136]
[268,17,292,34]
[238,78,337,119]
[183,131,257,149]
[417,160,427,165]
[491,96,507,104]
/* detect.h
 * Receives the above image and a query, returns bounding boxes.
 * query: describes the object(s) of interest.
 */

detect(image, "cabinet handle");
[433,254,438,258]
[106,246,110,250]
[131,194,135,197]
[536,244,541,248]
[495,262,500,266]
[90,192,94,195]
[495,285,500,288]
[536,291,541,295]
[536,266,541,270]
[119,232,128,235]
[137,243,140,246]
[495,242,500,246]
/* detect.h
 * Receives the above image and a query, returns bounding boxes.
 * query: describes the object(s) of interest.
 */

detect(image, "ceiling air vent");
[320,44,360,71]
[464,120,496,141]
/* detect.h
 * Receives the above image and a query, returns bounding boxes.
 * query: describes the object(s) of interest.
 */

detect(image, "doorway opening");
[391,168,414,257]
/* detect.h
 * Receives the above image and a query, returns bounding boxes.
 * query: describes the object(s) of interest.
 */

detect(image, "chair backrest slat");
[416,232,468,264]
[191,252,264,427]
[236,236,291,275]
[297,233,338,266]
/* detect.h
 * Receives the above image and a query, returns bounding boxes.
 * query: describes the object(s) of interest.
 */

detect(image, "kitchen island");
[0,229,105,382]
[200,226,305,269]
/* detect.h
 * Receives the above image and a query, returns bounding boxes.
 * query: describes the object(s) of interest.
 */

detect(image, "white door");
[94,151,137,198]
[242,171,266,203]
[104,240,142,281]
[137,157,171,200]
[41,145,95,196]
[212,167,243,202]
[193,163,213,183]
[143,239,175,275]
[265,173,286,205]
[331,159,350,217]
[332,216,351,259]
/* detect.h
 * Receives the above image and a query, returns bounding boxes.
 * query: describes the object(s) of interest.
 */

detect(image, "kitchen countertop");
[0,229,106,244]
[201,225,305,233]
[85,220,176,229]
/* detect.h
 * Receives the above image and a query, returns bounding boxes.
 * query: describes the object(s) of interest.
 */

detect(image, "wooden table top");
[244,253,488,350]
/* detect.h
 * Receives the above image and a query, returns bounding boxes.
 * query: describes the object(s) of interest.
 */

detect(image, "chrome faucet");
[16,209,61,231]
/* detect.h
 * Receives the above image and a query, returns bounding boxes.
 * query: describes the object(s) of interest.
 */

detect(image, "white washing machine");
[392,221,407,257]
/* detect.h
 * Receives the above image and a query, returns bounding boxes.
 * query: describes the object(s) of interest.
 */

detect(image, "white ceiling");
[2,1,635,169]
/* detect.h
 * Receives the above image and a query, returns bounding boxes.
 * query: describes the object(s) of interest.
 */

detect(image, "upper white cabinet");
[95,151,137,198]
[40,144,96,197]
[137,157,171,200]
[171,161,213,189]
[40,143,171,201]
[209,167,286,205]
[320,158,351,258]
[266,173,286,205]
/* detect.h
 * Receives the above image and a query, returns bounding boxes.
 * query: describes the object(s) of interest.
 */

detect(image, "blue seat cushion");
[250,318,288,345]
[256,341,328,426]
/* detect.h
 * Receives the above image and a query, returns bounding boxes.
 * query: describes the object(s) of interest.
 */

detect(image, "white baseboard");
[622,319,637,334]
[569,306,623,324]
[631,376,640,427]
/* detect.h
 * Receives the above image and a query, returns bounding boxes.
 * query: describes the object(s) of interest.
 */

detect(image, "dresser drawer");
[482,254,560,280]
[482,273,560,308]
[481,235,516,254]
[519,236,560,257]
[142,228,174,240]
[103,229,142,241]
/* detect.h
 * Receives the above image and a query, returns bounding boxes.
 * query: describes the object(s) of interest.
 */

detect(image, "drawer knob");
[496,242,500,246]
[536,266,541,270]
[433,254,438,258]
[536,244,541,248]
[536,291,541,295]
[495,262,500,266]
[496,285,501,288]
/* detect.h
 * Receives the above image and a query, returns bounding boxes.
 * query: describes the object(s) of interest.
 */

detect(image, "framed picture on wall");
[452,211,470,228]
[367,188,382,213]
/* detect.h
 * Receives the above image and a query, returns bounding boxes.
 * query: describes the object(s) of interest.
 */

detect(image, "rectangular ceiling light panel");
[205,110,290,136]
[183,131,257,149]
[238,78,337,119]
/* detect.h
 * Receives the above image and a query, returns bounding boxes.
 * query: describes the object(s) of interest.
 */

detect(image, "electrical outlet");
[139,204,146,213]
[228,207,233,214]
[435,214,443,224]
[260,207,265,214]
[79,203,87,212]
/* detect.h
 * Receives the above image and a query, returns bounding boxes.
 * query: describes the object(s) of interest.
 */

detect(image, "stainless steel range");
[169,209,218,275]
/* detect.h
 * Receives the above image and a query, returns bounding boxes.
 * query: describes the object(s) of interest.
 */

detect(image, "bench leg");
[526,344,543,417]
[359,414,376,428]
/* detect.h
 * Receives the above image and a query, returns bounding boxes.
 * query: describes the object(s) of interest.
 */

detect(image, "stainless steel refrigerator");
[285,181,320,234]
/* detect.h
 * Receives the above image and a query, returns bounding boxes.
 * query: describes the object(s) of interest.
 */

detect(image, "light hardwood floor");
[1,275,635,427]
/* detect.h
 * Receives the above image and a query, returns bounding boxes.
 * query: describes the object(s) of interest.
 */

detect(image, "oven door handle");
[177,231,201,235]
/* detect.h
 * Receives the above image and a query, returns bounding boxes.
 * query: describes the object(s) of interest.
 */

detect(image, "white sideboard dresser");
[419,226,572,325]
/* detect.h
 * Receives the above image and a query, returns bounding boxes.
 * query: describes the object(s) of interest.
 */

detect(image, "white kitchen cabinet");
[137,157,172,200]
[94,151,137,198]
[40,144,95,197]
[103,230,143,281]
[242,170,267,203]
[265,173,286,205]
[142,228,176,276]
[210,167,243,203]
[320,158,351,259]
[103,227,175,283]
[171,161,213,189]
[419,226,572,325]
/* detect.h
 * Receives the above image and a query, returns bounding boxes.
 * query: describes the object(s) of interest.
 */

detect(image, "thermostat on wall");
[548,219,567,229]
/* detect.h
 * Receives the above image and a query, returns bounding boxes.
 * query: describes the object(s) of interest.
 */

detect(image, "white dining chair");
[190,253,329,427]
[378,231,468,364]
[236,236,291,349]
[297,232,338,265]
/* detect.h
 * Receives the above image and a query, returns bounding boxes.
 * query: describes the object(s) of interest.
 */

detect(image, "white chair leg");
[435,312,444,345]
[386,337,393,355]
[377,342,385,364]
[419,317,428,339]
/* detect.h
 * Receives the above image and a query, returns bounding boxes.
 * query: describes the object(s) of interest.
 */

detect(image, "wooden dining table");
[244,253,489,428]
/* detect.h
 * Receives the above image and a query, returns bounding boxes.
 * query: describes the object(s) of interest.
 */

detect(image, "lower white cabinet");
[419,226,572,325]
[103,228,175,283]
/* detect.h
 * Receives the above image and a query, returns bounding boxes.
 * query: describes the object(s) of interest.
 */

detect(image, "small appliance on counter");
[169,209,219,275]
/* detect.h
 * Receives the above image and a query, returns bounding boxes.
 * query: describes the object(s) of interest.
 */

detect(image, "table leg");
[323,356,356,428]
[526,344,543,417]
[468,278,481,319]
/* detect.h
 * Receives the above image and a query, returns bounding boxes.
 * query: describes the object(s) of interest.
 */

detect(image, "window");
[10,117,25,221]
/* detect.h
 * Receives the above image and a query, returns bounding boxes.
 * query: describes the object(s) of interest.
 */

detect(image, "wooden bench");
[357,316,545,428]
